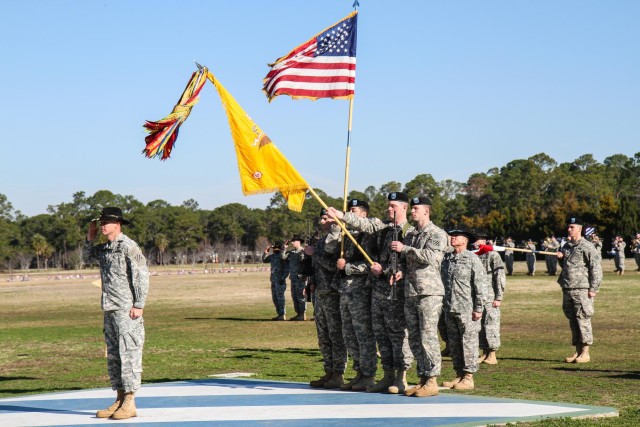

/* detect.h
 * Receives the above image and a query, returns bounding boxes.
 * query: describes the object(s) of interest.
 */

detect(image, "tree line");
[1,152,638,271]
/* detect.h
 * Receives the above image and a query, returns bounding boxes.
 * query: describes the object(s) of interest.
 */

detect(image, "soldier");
[473,229,506,365]
[390,196,448,398]
[525,239,537,276]
[329,192,414,394]
[263,241,288,320]
[556,216,603,363]
[83,207,149,420]
[504,237,515,276]
[284,236,307,321]
[543,236,560,275]
[308,209,347,389]
[441,227,487,391]
[326,199,378,391]
[613,236,626,275]
[633,234,640,271]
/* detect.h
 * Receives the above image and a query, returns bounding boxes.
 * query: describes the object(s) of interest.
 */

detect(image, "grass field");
[1,259,639,426]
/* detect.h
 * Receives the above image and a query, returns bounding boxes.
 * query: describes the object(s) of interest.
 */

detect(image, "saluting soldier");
[263,241,288,320]
[84,207,149,420]
[504,237,515,276]
[525,239,537,276]
[613,236,626,275]
[284,236,307,321]
[556,216,603,363]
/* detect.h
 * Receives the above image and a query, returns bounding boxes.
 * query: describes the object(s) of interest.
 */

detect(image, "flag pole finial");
[352,0,359,10]
[194,60,204,70]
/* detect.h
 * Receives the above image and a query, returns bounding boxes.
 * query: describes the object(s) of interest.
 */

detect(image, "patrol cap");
[473,228,490,241]
[348,199,369,211]
[567,215,583,226]
[410,196,432,207]
[319,208,328,217]
[96,207,131,225]
[447,226,473,239]
[290,235,305,243]
[388,192,409,203]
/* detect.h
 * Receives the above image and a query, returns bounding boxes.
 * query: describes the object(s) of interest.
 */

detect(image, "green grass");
[1,260,639,425]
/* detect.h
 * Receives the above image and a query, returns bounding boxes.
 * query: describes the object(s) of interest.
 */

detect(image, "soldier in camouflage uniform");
[543,236,560,275]
[633,234,640,271]
[329,192,414,394]
[326,199,379,392]
[284,236,307,321]
[390,196,448,398]
[308,209,347,389]
[472,229,506,365]
[525,239,537,276]
[613,236,626,275]
[556,216,602,363]
[263,242,288,320]
[441,227,487,391]
[83,207,149,420]
[504,237,515,276]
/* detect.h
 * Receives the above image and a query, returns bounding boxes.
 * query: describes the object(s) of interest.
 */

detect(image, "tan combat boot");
[565,345,581,363]
[575,345,590,363]
[310,371,332,388]
[483,350,498,365]
[96,390,124,418]
[414,376,439,397]
[366,369,395,393]
[478,349,489,363]
[452,373,474,391]
[340,372,362,391]
[352,375,375,392]
[442,373,463,388]
[404,376,427,396]
[387,369,407,394]
[324,372,344,389]
[110,392,137,420]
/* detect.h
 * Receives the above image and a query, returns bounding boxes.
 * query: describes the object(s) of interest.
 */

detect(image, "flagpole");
[340,98,355,256]
[308,186,373,265]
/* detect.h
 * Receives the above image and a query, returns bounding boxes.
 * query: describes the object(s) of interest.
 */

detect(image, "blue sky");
[1,0,638,217]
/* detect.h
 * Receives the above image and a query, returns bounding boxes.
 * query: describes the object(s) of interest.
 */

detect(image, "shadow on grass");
[552,366,640,379]
[211,317,279,322]
[229,348,320,357]
[0,376,38,382]
[495,357,555,362]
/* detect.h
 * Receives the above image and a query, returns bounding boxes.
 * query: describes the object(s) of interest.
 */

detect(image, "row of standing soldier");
[304,193,602,397]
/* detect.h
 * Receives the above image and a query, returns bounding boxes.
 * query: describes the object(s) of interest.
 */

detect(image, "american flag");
[263,11,357,101]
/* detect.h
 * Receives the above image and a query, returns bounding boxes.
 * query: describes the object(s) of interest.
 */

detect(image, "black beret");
[273,241,283,250]
[567,215,583,226]
[388,192,409,203]
[348,199,369,211]
[448,226,473,239]
[290,235,305,243]
[320,208,328,217]
[410,196,432,206]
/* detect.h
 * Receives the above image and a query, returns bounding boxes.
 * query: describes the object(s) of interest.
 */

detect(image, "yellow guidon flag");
[205,71,308,211]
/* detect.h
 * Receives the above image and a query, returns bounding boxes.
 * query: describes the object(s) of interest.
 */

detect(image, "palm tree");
[155,233,169,265]
[31,233,48,270]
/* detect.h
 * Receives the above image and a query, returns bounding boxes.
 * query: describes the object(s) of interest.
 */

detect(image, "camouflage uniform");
[614,240,626,273]
[525,242,537,275]
[634,238,640,271]
[558,238,602,346]
[284,247,306,317]
[544,238,560,275]
[442,250,487,375]
[326,223,378,378]
[263,251,288,317]
[83,233,149,393]
[478,250,506,352]
[342,212,413,372]
[399,222,448,378]
[504,241,515,275]
[311,226,347,374]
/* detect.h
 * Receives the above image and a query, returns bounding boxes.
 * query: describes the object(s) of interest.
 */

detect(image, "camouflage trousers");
[270,278,287,316]
[614,255,625,272]
[562,289,594,345]
[445,310,481,374]
[340,287,377,377]
[371,291,413,371]
[479,302,501,351]
[314,291,347,374]
[438,310,448,345]
[290,277,307,315]
[526,255,536,274]
[545,256,558,275]
[104,310,145,393]
[635,253,640,270]
[405,295,442,377]
[505,254,514,275]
